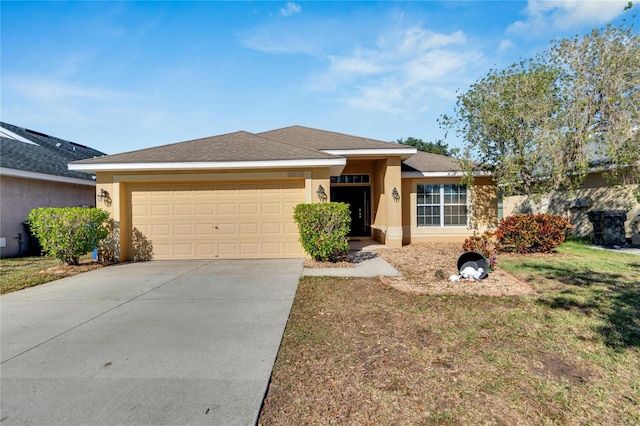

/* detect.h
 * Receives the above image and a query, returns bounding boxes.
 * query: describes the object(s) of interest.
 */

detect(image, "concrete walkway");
[1,259,303,426]
[591,245,640,255]
[302,238,401,277]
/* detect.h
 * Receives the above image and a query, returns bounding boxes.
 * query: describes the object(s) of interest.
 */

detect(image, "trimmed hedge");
[293,203,351,262]
[27,207,110,265]
[494,213,572,253]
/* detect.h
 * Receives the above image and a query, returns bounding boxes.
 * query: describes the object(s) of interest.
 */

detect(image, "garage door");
[130,181,305,259]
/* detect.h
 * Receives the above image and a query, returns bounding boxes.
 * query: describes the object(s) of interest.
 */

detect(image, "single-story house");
[69,126,497,261]
[0,122,105,257]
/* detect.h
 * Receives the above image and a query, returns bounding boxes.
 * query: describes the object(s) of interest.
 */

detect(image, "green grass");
[259,242,640,424]
[0,256,62,294]
[0,255,99,294]
[500,242,640,349]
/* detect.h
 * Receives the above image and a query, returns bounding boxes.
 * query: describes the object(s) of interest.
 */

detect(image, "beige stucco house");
[0,122,104,258]
[503,170,640,245]
[69,126,497,261]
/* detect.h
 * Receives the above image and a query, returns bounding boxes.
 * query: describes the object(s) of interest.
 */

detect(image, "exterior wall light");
[392,187,400,202]
[316,185,328,202]
[97,188,110,202]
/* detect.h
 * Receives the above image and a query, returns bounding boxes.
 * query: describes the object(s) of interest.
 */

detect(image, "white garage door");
[130,181,305,259]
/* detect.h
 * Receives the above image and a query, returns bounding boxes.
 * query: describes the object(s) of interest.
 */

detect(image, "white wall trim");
[323,148,416,158]
[402,171,491,178]
[69,158,346,173]
[0,167,96,186]
[111,171,309,183]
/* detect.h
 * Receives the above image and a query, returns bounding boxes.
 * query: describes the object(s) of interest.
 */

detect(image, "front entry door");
[331,186,371,236]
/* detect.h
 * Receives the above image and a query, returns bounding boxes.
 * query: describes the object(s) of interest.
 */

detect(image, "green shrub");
[494,213,572,253]
[463,232,497,269]
[27,207,110,265]
[293,203,351,262]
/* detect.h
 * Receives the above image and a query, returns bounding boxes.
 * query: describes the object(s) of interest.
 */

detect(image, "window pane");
[444,205,467,226]
[417,183,467,227]
[416,184,467,226]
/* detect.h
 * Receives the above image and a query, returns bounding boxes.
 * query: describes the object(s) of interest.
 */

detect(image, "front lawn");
[0,256,103,294]
[258,243,640,424]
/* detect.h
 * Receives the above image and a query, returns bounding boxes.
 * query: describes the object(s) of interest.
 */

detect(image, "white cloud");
[6,75,128,103]
[508,0,630,35]
[312,26,483,114]
[499,39,514,52]
[280,2,301,17]
[241,29,318,54]
[329,55,384,76]
[397,28,466,52]
[2,74,139,136]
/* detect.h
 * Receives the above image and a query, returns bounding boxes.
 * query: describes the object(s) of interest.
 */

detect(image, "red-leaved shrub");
[463,232,497,269]
[494,214,572,253]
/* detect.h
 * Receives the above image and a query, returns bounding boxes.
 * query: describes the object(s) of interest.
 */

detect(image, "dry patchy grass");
[0,256,104,294]
[259,243,640,425]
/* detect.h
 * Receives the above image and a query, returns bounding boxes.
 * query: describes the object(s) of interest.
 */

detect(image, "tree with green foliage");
[549,22,640,190]
[443,17,639,207]
[442,58,562,209]
[27,207,110,265]
[396,137,453,156]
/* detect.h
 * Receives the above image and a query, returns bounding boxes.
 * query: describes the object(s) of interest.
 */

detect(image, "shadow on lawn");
[529,262,640,350]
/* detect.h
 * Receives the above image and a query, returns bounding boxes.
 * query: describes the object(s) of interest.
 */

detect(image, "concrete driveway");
[1,259,303,425]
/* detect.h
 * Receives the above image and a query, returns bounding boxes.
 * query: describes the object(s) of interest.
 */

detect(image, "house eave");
[323,148,417,160]
[402,171,492,178]
[69,158,347,174]
[0,167,96,186]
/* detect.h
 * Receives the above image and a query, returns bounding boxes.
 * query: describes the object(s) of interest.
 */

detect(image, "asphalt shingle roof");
[401,151,463,173]
[60,124,471,175]
[259,125,409,151]
[0,122,105,181]
[71,131,340,166]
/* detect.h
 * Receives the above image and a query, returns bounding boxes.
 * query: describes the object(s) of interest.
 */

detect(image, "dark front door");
[331,186,371,236]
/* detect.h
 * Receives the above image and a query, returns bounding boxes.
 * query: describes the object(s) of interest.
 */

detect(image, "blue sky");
[1,1,634,155]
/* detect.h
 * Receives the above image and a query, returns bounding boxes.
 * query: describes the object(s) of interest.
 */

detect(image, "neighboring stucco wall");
[0,175,96,257]
[503,172,640,244]
[401,175,498,244]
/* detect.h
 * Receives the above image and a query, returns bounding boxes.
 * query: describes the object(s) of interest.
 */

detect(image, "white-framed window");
[417,184,467,227]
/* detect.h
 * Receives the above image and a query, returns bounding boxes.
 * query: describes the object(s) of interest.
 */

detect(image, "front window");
[417,184,467,227]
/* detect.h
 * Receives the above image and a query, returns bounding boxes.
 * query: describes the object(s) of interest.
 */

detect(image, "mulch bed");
[38,260,105,277]
[376,242,533,297]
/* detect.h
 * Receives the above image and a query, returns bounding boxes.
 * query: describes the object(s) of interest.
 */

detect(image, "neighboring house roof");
[0,121,105,184]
